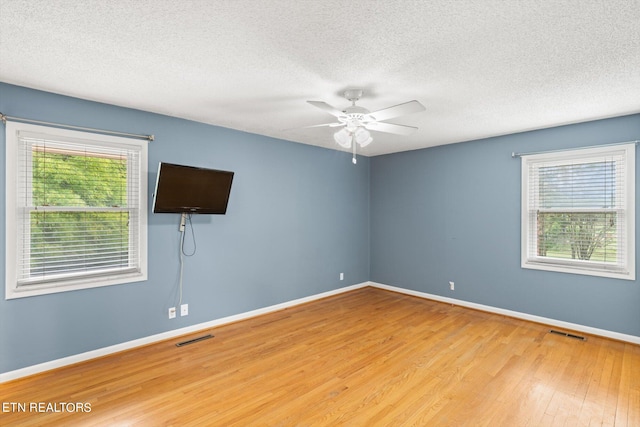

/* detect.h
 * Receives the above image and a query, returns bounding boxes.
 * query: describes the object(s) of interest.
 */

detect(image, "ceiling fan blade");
[307,101,347,119]
[365,100,425,122]
[364,121,418,136]
[303,122,345,128]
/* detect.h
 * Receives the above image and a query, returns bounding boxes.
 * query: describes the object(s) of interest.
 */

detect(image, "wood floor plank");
[1,287,638,426]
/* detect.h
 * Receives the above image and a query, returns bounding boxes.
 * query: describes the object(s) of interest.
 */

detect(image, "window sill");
[522,260,635,281]
[5,272,147,300]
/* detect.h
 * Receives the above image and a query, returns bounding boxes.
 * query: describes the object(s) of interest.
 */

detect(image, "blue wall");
[371,114,640,336]
[1,82,638,376]
[0,83,370,373]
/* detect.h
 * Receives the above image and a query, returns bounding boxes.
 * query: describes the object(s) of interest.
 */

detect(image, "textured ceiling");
[1,0,639,156]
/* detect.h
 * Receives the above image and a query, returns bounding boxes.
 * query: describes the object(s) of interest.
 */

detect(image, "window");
[5,122,148,299]
[521,143,635,280]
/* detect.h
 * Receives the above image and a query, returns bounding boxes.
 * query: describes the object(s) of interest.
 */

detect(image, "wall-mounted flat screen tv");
[153,162,234,214]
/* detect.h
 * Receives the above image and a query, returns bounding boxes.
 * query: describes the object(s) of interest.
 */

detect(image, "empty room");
[1,1,639,425]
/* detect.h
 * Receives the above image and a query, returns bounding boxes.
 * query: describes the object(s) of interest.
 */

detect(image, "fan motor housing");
[344,105,369,115]
[341,107,369,131]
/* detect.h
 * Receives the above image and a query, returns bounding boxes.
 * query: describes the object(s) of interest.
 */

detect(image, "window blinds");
[16,131,143,286]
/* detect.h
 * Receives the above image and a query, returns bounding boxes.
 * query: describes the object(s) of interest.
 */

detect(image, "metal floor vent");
[176,334,214,347]
[549,329,586,341]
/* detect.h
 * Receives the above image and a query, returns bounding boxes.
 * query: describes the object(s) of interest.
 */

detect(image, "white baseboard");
[368,281,640,345]
[0,282,368,383]
[4,280,637,383]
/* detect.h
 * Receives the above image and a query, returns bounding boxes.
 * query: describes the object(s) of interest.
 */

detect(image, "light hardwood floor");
[1,287,639,426]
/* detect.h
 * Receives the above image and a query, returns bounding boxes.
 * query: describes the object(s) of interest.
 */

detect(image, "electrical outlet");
[168,307,177,319]
[340,272,344,281]
[449,281,455,291]
[181,303,189,316]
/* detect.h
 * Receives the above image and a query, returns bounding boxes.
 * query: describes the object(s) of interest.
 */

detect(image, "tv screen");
[153,162,234,214]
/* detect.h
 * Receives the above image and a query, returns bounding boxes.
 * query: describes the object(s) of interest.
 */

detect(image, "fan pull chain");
[352,134,357,164]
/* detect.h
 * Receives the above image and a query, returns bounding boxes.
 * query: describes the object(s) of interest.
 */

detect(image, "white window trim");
[5,122,148,299]
[521,143,635,281]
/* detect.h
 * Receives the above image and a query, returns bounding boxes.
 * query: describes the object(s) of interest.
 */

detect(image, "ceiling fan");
[307,89,426,163]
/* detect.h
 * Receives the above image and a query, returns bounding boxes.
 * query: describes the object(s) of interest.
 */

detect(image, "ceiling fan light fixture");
[308,91,425,163]
[333,128,352,148]
[354,127,372,147]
